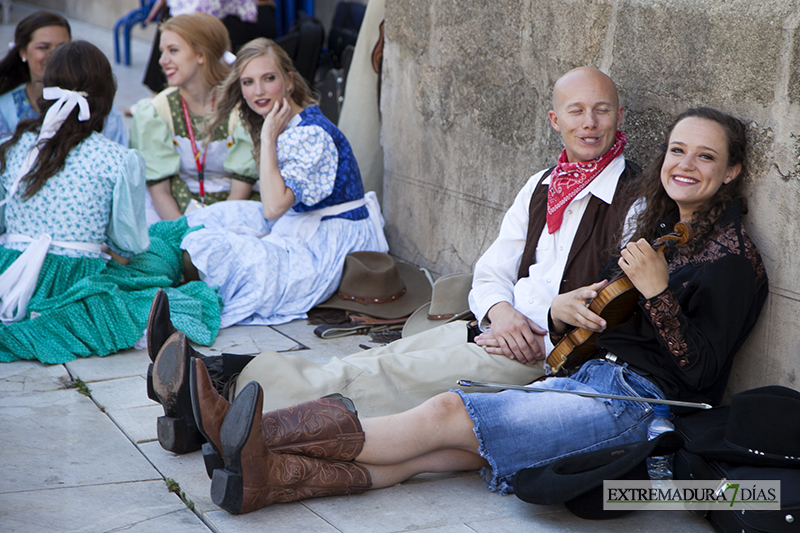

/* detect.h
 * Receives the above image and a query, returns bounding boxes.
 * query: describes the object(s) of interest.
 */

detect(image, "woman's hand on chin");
[261,97,292,144]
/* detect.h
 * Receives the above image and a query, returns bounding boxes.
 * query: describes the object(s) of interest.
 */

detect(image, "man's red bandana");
[546,130,627,234]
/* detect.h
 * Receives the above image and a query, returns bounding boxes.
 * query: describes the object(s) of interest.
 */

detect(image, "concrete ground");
[0,3,717,532]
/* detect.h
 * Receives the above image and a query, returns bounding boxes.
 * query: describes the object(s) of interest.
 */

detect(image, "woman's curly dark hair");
[628,107,748,255]
[0,41,116,198]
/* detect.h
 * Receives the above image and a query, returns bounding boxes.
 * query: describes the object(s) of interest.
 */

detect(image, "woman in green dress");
[0,41,221,364]
[130,12,258,223]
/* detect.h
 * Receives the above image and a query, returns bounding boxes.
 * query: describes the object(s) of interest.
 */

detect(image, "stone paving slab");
[65,348,150,383]
[205,500,341,533]
[0,386,157,494]
[108,402,165,445]
[140,441,219,514]
[203,324,300,355]
[88,375,150,411]
[272,317,385,364]
[302,472,534,533]
[0,360,71,393]
[0,480,205,533]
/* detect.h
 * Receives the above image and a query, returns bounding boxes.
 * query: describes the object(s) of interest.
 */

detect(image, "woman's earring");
[21,57,27,63]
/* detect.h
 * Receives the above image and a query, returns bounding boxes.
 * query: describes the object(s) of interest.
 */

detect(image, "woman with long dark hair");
[160,107,767,513]
[0,10,127,145]
[0,41,220,364]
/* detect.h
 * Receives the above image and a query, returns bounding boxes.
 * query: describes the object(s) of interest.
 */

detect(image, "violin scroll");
[652,221,694,250]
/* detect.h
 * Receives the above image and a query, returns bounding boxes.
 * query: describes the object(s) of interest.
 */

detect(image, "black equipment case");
[673,407,800,533]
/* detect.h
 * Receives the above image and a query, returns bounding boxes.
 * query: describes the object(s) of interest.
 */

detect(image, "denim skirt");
[455,359,665,495]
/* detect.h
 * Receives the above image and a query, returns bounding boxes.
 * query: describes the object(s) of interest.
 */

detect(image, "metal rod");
[456,380,712,410]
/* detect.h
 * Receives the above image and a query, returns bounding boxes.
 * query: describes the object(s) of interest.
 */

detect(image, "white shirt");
[468,154,626,354]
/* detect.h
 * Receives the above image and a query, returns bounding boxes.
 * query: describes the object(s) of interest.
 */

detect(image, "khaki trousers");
[232,321,546,418]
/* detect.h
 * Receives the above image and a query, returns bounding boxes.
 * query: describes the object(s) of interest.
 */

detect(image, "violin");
[545,221,694,375]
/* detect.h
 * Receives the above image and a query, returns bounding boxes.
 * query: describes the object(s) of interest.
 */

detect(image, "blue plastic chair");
[275,0,315,37]
[114,0,156,65]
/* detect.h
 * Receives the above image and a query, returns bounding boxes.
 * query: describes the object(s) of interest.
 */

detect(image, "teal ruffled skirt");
[0,219,222,364]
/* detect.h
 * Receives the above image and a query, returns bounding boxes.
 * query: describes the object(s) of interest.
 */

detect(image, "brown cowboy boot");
[193,356,365,477]
[190,358,229,475]
[262,394,365,460]
[211,381,372,514]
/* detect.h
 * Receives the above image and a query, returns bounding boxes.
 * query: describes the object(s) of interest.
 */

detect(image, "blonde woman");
[130,12,258,222]
[177,38,388,328]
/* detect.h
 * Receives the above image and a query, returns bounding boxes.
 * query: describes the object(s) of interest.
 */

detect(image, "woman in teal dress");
[0,10,127,145]
[0,41,220,364]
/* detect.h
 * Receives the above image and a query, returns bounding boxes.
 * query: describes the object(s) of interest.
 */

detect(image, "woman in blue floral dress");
[180,38,388,328]
[0,41,220,364]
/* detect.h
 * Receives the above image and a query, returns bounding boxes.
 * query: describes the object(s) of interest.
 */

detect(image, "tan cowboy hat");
[316,252,432,319]
[401,273,474,338]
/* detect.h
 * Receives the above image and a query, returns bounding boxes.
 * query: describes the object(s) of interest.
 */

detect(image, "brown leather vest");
[516,160,640,294]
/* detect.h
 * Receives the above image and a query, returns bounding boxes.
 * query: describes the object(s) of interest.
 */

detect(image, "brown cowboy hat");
[315,252,432,319]
[402,273,474,338]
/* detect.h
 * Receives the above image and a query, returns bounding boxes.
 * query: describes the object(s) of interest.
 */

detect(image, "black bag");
[325,1,366,69]
[275,13,325,85]
[674,406,800,533]
[316,45,353,124]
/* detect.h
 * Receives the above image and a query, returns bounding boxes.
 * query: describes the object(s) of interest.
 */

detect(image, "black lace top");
[553,198,769,409]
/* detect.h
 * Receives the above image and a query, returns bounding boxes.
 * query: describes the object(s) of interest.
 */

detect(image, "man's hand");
[550,280,609,333]
[475,302,547,364]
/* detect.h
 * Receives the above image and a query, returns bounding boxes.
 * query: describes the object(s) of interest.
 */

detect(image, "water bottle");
[646,404,675,485]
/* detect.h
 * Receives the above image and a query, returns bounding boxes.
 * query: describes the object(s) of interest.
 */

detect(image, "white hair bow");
[222,51,237,66]
[0,87,91,208]
[39,87,91,138]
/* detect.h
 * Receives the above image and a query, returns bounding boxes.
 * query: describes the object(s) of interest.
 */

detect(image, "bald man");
[150,68,642,448]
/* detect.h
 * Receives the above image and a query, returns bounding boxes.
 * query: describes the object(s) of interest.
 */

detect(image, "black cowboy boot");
[153,332,254,455]
[146,289,176,403]
[152,332,204,453]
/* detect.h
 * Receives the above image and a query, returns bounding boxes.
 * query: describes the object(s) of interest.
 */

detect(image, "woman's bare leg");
[182,250,200,282]
[364,448,487,489]
[356,392,480,465]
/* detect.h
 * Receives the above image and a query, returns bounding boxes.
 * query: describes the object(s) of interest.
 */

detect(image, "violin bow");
[456,380,712,410]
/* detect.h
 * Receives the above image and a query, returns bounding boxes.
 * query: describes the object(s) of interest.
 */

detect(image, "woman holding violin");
[182,107,768,513]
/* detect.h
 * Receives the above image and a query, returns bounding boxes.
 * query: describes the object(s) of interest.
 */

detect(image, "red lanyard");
[180,96,208,203]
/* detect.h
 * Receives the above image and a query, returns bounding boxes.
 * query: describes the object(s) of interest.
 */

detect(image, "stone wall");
[381,0,800,394]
